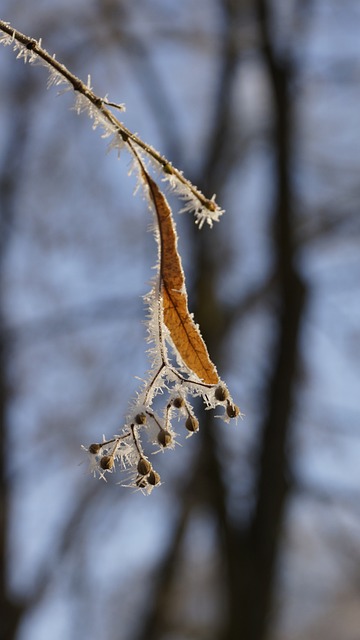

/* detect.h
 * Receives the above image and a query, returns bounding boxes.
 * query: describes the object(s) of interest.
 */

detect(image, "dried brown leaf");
[146,173,219,385]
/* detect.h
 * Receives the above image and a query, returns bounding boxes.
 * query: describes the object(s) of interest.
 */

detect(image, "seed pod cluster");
[84,370,239,491]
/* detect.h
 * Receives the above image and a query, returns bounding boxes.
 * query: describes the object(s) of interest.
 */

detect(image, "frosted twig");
[0,19,223,227]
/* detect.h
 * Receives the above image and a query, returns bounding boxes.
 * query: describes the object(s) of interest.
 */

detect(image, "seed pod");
[157,429,172,447]
[226,402,240,419]
[147,470,161,486]
[100,455,114,470]
[173,396,185,409]
[215,385,229,402]
[185,415,199,433]
[88,443,101,454]
[137,457,151,476]
[135,412,147,425]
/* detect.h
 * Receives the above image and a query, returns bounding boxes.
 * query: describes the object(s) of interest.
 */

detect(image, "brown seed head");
[100,455,114,470]
[157,429,172,447]
[137,457,151,476]
[215,385,229,402]
[135,412,147,425]
[226,402,240,419]
[147,470,161,486]
[185,415,199,433]
[173,396,185,409]
[88,443,101,454]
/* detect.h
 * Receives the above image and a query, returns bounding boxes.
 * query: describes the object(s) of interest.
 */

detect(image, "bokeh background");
[1,1,360,639]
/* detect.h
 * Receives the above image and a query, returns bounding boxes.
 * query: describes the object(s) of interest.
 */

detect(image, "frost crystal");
[162,172,224,228]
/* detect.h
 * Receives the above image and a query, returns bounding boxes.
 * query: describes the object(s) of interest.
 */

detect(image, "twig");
[0,20,223,227]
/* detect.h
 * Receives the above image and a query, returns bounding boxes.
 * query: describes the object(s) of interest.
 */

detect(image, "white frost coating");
[162,172,224,228]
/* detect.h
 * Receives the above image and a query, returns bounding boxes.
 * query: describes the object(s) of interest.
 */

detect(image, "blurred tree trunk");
[206,1,307,637]
[232,2,307,638]
[0,69,33,640]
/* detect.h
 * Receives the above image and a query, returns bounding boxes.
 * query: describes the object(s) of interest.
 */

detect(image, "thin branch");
[0,20,223,227]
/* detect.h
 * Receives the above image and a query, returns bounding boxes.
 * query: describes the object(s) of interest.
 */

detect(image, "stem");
[130,425,144,458]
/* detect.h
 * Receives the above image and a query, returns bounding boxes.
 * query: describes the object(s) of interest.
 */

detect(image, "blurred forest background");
[1,1,360,639]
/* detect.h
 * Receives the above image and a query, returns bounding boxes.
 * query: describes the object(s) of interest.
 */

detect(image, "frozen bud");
[147,470,161,486]
[173,396,185,409]
[88,443,101,454]
[137,457,151,476]
[215,385,229,402]
[100,455,114,470]
[26,40,37,51]
[226,401,240,419]
[157,429,172,447]
[163,162,173,174]
[135,412,147,425]
[185,415,199,433]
